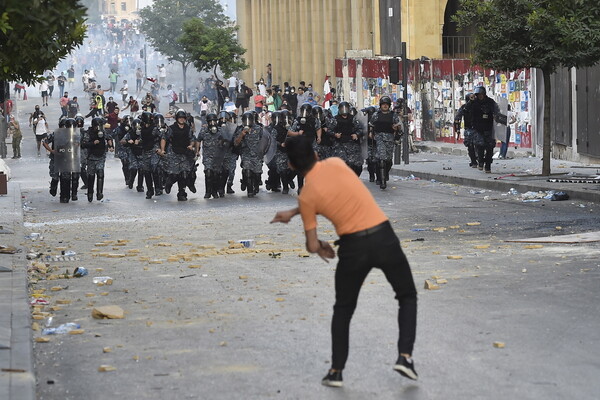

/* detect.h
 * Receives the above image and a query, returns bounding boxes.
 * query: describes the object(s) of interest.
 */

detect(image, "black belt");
[336,221,389,243]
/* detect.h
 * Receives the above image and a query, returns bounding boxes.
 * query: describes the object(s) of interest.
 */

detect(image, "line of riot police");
[42,96,406,203]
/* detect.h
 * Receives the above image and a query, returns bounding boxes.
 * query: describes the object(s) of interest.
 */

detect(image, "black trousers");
[332,221,417,370]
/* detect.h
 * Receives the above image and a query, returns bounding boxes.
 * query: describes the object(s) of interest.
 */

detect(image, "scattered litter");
[493,342,505,349]
[73,267,88,277]
[26,233,42,241]
[92,277,113,286]
[436,278,448,284]
[201,274,208,277]
[238,239,255,248]
[35,337,50,343]
[411,228,429,232]
[446,255,463,260]
[396,174,420,181]
[179,274,196,279]
[411,238,425,242]
[98,365,117,372]
[474,245,490,249]
[466,222,481,226]
[0,245,19,254]
[522,269,527,273]
[298,253,310,258]
[269,252,282,258]
[548,191,569,201]
[61,250,76,256]
[30,298,49,306]
[26,253,41,260]
[469,189,485,194]
[442,167,452,170]
[42,322,81,335]
[424,280,440,290]
[92,305,125,319]
[239,275,248,280]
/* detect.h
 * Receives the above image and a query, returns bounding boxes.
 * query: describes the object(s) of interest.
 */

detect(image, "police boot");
[153,172,163,196]
[385,160,392,182]
[367,161,376,182]
[253,172,261,195]
[96,172,104,201]
[245,170,254,198]
[240,169,248,191]
[136,169,144,192]
[49,179,59,197]
[127,169,137,189]
[227,171,235,194]
[217,171,227,198]
[71,174,79,201]
[177,176,187,201]
[375,165,382,186]
[187,169,197,194]
[203,171,212,199]
[164,174,175,194]
[80,169,88,190]
[87,173,95,202]
[59,177,70,203]
[379,160,387,190]
[297,175,304,195]
[122,163,130,185]
[144,172,154,199]
[289,172,296,189]
[281,172,290,195]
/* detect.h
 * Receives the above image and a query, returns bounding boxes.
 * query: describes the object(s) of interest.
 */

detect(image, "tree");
[139,0,228,103]
[0,0,86,84]
[179,18,249,82]
[453,0,600,175]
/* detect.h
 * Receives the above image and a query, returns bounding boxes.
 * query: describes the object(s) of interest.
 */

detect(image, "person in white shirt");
[158,64,167,89]
[199,95,211,116]
[257,79,267,97]
[119,80,129,105]
[228,76,237,102]
[223,98,236,113]
[40,80,49,106]
[34,114,49,156]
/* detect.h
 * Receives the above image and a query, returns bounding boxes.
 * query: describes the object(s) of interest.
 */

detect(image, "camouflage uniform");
[331,115,363,171]
[197,126,226,172]
[112,124,131,184]
[139,126,161,173]
[370,110,401,162]
[81,130,109,175]
[235,125,264,174]
[161,123,196,176]
[316,114,335,160]
[43,133,59,180]
[290,116,321,149]
[122,131,144,171]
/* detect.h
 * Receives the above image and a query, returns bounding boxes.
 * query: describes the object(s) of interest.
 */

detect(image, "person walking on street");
[8,114,22,159]
[57,72,67,98]
[454,93,478,168]
[60,92,70,117]
[271,135,419,388]
[40,79,49,106]
[109,69,119,93]
[136,67,144,93]
[466,86,506,173]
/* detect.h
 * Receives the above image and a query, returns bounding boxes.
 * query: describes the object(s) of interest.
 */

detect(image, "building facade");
[236,0,457,89]
[98,0,138,21]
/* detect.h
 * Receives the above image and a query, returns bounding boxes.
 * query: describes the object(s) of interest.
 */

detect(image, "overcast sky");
[137,0,236,19]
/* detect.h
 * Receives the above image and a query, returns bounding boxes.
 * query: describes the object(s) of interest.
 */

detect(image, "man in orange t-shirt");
[271,136,418,388]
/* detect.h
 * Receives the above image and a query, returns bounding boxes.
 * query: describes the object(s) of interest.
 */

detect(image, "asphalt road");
[7,98,600,400]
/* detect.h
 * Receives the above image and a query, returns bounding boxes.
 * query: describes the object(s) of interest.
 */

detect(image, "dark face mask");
[202,100,208,104]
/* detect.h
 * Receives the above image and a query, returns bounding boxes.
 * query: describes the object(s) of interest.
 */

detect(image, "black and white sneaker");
[321,370,343,387]
[394,356,418,380]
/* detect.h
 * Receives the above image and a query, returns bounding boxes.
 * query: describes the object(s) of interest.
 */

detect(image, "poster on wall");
[494,96,509,140]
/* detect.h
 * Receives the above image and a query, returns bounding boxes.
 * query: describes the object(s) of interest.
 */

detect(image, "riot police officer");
[122,118,144,191]
[113,115,133,185]
[139,111,161,199]
[272,110,296,194]
[369,96,401,189]
[312,106,334,160]
[81,117,114,202]
[331,101,363,176]
[361,106,378,182]
[197,113,225,199]
[159,109,196,201]
[454,93,477,168]
[466,87,506,173]
[288,103,321,192]
[234,111,265,198]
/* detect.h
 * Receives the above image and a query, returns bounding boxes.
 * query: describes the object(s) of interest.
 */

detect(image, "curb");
[390,167,600,203]
[0,182,35,400]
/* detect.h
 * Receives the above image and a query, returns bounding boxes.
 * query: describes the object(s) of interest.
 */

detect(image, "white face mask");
[97,131,104,138]
[300,118,306,124]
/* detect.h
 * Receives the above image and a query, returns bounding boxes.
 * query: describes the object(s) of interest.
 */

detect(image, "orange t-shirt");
[298,157,388,236]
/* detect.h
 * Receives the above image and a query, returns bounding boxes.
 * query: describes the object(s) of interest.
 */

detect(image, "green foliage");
[0,0,87,84]
[139,0,228,67]
[179,18,249,78]
[453,0,600,72]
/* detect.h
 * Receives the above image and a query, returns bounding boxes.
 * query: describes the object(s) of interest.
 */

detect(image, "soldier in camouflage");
[265,112,282,193]
[288,103,321,193]
[197,113,225,199]
[234,111,264,198]
[121,118,145,192]
[81,117,114,202]
[113,115,133,186]
[159,109,197,201]
[369,96,401,189]
[361,106,378,183]
[331,101,364,176]
[271,109,296,195]
[312,106,335,160]
[138,111,161,199]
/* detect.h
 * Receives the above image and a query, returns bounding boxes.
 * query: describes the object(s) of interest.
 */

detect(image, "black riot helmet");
[218,111,231,126]
[58,116,66,128]
[175,109,187,120]
[465,92,473,102]
[249,110,259,124]
[474,86,486,96]
[379,96,392,106]
[338,101,351,116]
[91,117,104,130]
[131,118,142,132]
[361,106,377,117]
[140,111,153,126]
[311,106,324,122]
[64,118,76,128]
[227,111,237,124]
[153,113,166,129]
[241,111,255,128]
[270,111,282,126]
[206,113,219,127]
[350,107,358,117]
[280,109,294,127]
[75,114,85,128]
[299,103,313,119]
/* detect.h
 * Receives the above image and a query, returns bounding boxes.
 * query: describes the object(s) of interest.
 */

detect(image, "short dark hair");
[285,136,316,173]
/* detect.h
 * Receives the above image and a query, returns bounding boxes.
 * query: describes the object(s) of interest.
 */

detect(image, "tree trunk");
[213,64,220,83]
[542,68,552,176]
[181,62,188,104]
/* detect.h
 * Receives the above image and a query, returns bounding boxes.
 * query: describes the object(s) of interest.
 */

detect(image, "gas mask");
[210,126,218,133]
[300,117,306,124]
[97,130,104,138]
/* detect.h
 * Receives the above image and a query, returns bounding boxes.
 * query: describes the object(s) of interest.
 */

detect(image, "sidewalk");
[0,181,34,400]
[391,141,600,203]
